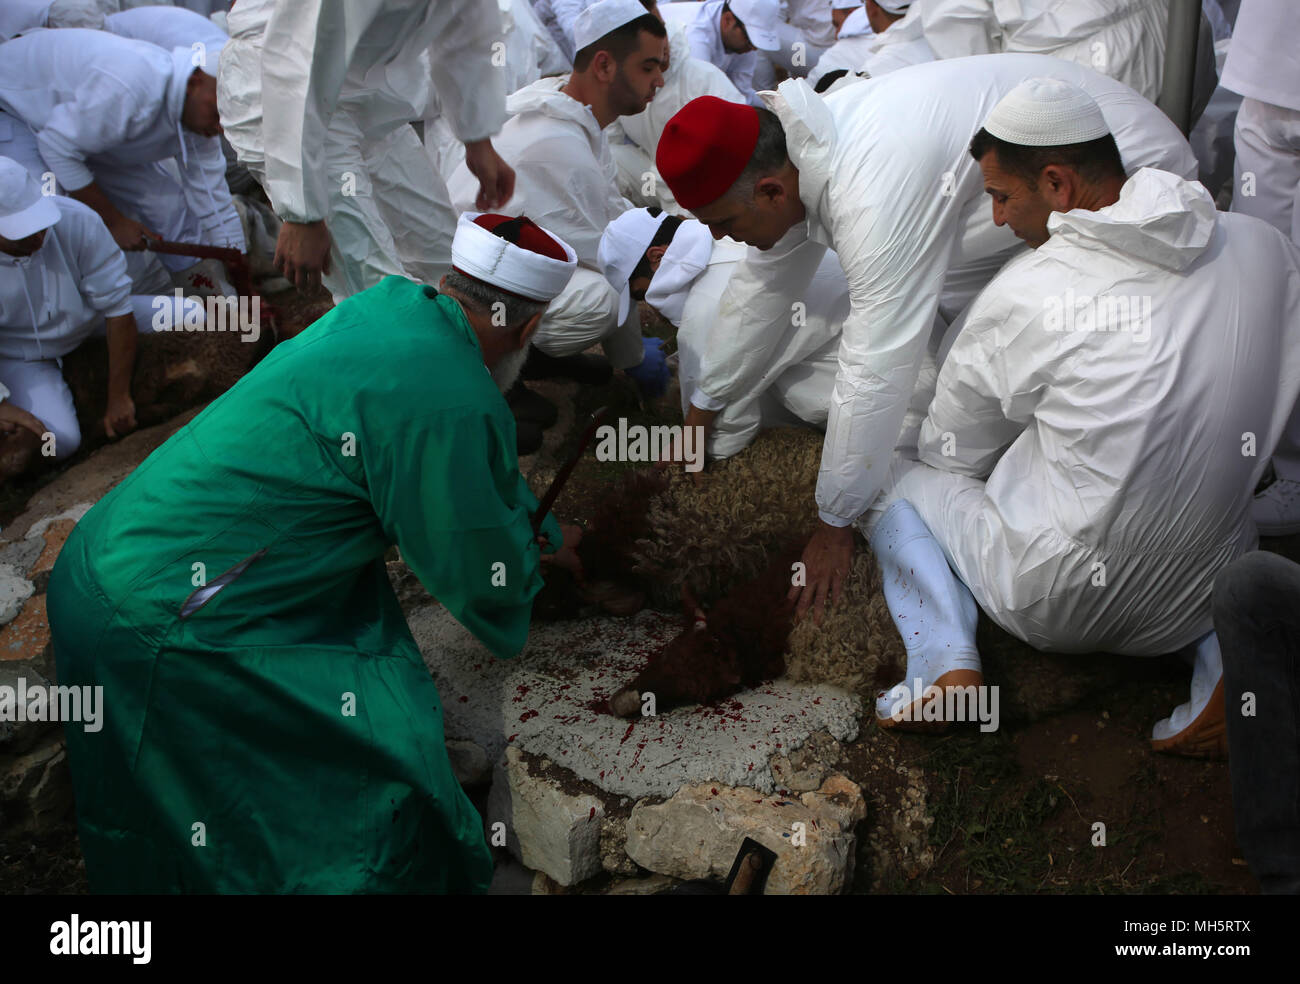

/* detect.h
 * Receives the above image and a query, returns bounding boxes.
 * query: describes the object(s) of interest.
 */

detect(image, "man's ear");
[592,49,617,84]
[517,311,544,349]
[1040,165,1077,210]
[646,244,669,269]
[754,175,787,207]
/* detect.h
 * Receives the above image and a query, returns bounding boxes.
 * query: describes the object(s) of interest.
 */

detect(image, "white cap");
[573,0,653,54]
[0,157,59,241]
[598,208,669,325]
[728,0,781,51]
[983,78,1111,147]
[875,0,913,14]
[829,0,862,10]
[451,213,577,303]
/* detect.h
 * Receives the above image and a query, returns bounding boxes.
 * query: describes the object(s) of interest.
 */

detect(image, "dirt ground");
[0,291,1278,895]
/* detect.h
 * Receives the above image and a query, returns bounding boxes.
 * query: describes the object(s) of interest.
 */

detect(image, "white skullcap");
[983,78,1111,147]
[598,208,669,325]
[875,0,913,14]
[829,0,862,10]
[451,213,577,303]
[574,0,653,54]
[729,0,781,50]
[0,157,59,240]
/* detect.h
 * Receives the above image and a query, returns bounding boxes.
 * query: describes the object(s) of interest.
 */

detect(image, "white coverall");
[0,29,245,275]
[1222,0,1300,484]
[0,0,108,40]
[868,168,1300,656]
[532,0,593,64]
[918,0,1170,103]
[610,20,746,214]
[806,8,874,89]
[688,0,766,106]
[701,54,1198,529]
[447,77,642,368]
[426,0,570,187]
[859,7,936,76]
[0,195,202,459]
[751,0,836,90]
[217,0,506,301]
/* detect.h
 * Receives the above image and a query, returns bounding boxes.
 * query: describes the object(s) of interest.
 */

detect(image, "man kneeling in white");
[861,80,1300,757]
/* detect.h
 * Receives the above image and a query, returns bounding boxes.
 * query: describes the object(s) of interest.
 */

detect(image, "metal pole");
[1157,0,1202,136]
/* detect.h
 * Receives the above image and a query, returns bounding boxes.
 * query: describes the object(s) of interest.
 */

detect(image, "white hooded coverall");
[871,168,1300,656]
[917,0,1171,103]
[447,77,642,369]
[217,0,507,301]
[701,54,1198,530]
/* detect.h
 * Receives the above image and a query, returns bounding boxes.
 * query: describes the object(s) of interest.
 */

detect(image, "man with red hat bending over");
[653,55,1197,628]
[49,213,582,893]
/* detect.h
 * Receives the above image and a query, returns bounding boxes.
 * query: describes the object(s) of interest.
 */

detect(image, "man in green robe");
[48,213,582,893]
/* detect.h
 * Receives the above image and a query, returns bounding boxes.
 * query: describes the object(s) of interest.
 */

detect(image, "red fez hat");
[656,97,760,210]
[472,213,568,261]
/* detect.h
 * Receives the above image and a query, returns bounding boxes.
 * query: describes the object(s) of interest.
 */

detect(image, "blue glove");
[624,337,670,399]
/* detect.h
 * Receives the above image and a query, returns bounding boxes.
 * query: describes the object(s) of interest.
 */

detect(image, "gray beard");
[491,344,529,394]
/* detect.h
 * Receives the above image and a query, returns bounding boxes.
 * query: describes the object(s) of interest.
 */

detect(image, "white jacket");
[806,9,874,88]
[0,29,221,192]
[859,9,936,77]
[703,53,1198,528]
[688,0,763,106]
[104,6,244,252]
[0,195,133,362]
[918,0,1170,102]
[1221,0,1300,111]
[220,0,507,224]
[449,77,629,270]
[919,168,1300,654]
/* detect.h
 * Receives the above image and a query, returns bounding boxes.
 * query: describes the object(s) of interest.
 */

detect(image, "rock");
[492,747,605,886]
[0,564,34,627]
[599,815,639,876]
[531,871,572,895]
[446,738,490,786]
[624,783,857,895]
[0,537,44,578]
[0,594,49,666]
[0,732,72,833]
[386,558,434,614]
[0,664,55,751]
[800,773,867,830]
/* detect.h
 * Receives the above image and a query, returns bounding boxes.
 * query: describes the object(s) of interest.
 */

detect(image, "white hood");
[505,76,603,143]
[1047,167,1217,272]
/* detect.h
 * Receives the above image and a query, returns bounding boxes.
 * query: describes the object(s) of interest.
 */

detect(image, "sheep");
[543,427,907,712]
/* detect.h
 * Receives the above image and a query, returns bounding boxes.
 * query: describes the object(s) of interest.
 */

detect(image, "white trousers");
[0,295,203,460]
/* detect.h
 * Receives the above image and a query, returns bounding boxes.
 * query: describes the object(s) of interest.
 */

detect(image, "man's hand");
[274,220,333,290]
[0,402,47,439]
[655,403,715,485]
[788,521,854,625]
[103,392,136,439]
[463,139,516,211]
[539,524,584,580]
[108,214,161,252]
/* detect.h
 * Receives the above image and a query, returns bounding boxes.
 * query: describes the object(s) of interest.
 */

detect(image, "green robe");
[48,275,560,893]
